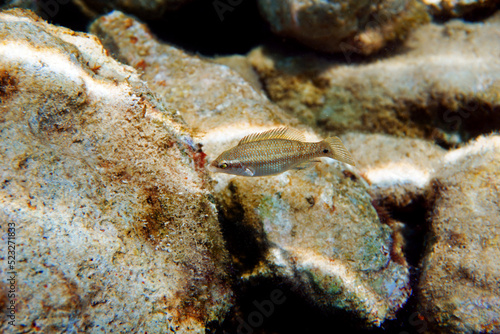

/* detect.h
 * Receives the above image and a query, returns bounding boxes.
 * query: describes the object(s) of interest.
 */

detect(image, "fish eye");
[323,149,329,153]
[219,162,228,169]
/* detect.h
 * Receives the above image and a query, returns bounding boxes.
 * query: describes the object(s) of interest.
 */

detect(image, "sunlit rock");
[0,9,231,333]
[341,133,445,209]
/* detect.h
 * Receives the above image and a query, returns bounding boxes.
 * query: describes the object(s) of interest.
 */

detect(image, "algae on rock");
[422,0,500,18]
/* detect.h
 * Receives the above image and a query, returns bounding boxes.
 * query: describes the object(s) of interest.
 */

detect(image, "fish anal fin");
[293,160,320,170]
[238,127,306,145]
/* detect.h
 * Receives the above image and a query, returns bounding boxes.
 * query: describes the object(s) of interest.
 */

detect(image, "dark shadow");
[44,1,90,32]
[217,275,430,334]
[145,0,271,56]
[216,180,269,275]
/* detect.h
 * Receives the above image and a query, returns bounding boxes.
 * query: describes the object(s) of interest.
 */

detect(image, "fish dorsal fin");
[238,127,306,145]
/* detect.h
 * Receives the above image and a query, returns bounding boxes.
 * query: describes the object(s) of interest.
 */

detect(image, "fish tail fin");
[323,137,356,166]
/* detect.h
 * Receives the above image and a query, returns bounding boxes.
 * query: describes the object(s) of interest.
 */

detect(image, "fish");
[208,127,355,177]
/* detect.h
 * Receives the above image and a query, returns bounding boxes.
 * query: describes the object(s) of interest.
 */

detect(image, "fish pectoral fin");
[293,160,320,170]
[243,167,256,176]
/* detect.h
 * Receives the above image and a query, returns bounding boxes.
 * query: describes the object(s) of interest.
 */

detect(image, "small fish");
[208,127,355,177]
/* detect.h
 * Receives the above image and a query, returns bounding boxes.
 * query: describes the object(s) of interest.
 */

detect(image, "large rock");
[257,0,429,55]
[418,135,500,333]
[90,11,412,327]
[0,9,231,333]
[249,14,500,147]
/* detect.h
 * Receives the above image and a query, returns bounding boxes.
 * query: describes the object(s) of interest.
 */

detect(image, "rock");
[0,9,231,333]
[90,11,412,327]
[257,0,429,55]
[212,55,263,92]
[341,133,445,209]
[422,0,500,18]
[223,163,411,327]
[248,14,500,147]
[418,134,500,333]
[89,10,300,141]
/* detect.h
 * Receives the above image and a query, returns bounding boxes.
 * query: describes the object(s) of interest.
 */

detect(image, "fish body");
[209,127,355,177]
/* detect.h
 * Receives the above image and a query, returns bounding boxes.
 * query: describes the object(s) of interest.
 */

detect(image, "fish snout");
[207,160,218,173]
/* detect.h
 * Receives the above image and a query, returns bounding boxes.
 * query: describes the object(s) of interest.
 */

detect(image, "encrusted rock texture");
[90,11,413,327]
[249,13,500,147]
[418,135,500,333]
[89,11,305,164]
[339,132,500,332]
[0,9,231,333]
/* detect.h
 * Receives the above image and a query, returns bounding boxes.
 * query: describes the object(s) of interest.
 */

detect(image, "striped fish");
[208,127,355,177]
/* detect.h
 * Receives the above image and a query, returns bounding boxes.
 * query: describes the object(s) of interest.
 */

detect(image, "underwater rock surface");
[222,166,411,327]
[341,133,445,209]
[257,0,429,55]
[90,11,412,327]
[418,135,500,333]
[249,14,500,147]
[90,11,299,137]
[0,9,231,333]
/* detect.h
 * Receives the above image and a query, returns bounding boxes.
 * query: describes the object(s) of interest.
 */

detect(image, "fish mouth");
[207,163,218,173]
